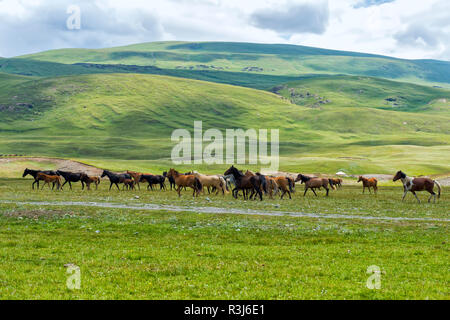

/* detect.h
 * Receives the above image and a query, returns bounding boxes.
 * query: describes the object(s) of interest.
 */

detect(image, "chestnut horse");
[37,172,62,190]
[123,179,135,191]
[80,173,101,190]
[393,171,441,203]
[357,176,378,194]
[127,171,143,190]
[265,177,279,199]
[167,168,202,197]
[295,174,332,196]
[272,176,295,199]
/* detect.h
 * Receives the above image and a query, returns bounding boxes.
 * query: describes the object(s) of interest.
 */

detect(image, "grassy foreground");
[0,179,448,299]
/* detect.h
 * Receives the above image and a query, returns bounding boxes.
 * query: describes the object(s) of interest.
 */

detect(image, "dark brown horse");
[167,169,202,197]
[224,166,266,201]
[393,171,441,203]
[357,176,378,194]
[329,178,342,188]
[295,174,332,196]
[22,168,59,189]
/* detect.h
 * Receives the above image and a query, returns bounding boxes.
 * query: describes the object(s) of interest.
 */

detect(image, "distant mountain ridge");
[4,41,449,87]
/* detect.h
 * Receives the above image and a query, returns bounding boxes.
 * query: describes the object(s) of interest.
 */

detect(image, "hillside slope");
[14,41,450,86]
[0,72,449,174]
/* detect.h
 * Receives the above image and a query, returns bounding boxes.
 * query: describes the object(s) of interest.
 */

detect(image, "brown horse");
[393,171,441,203]
[127,171,146,190]
[265,177,279,199]
[223,166,266,201]
[295,174,331,196]
[167,168,202,197]
[193,171,227,195]
[80,173,101,190]
[357,176,378,194]
[36,172,62,190]
[329,178,342,188]
[272,176,294,199]
[123,179,135,191]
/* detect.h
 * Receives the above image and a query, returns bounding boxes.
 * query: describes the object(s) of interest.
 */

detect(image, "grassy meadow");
[0,72,449,175]
[0,178,448,299]
[0,41,449,300]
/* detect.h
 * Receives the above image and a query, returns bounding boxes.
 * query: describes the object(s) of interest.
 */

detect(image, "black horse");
[22,168,59,189]
[163,171,176,190]
[224,166,267,201]
[140,175,166,190]
[101,170,132,190]
[56,170,85,190]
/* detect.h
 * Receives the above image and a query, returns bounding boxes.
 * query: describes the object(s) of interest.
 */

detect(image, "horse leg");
[412,191,420,203]
[402,190,408,201]
[109,182,113,190]
[427,190,436,203]
[325,187,329,197]
[177,186,182,197]
[116,183,120,191]
[69,181,73,191]
[288,191,292,200]
[312,188,318,197]
[304,187,308,197]
[362,186,365,194]
[281,190,286,199]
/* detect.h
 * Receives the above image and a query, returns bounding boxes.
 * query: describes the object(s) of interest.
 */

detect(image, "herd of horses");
[22,167,442,203]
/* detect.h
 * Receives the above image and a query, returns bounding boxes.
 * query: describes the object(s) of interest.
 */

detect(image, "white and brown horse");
[393,171,441,203]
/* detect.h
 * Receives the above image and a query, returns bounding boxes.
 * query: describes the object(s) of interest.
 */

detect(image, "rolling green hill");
[0,72,449,175]
[11,41,450,87]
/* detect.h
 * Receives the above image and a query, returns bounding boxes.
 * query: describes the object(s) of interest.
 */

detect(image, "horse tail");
[328,179,335,190]
[194,177,203,192]
[261,176,268,194]
[220,177,229,193]
[287,177,295,193]
[434,180,441,199]
[223,177,230,192]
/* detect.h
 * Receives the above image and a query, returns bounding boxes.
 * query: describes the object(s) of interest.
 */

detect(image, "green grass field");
[0,179,448,299]
[0,72,449,175]
[0,41,449,300]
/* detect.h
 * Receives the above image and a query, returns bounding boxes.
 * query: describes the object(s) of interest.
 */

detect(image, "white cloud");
[0,0,448,60]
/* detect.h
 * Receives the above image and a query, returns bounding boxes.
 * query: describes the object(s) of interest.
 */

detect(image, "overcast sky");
[0,0,449,60]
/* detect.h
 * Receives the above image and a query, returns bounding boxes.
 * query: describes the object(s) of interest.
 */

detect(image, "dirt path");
[0,200,448,222]
[0,157,103,175]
